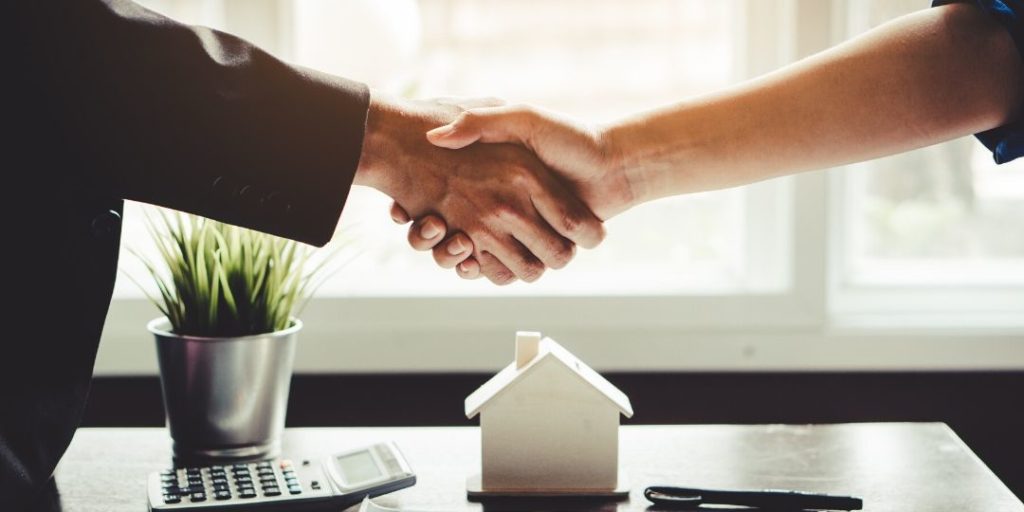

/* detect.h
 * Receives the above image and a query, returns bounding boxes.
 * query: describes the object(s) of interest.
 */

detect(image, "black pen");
[645,485,864,510]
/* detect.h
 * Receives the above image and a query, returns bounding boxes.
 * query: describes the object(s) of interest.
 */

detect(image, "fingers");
[475,251,519,286]
[478,234,546,283]
[506,211,576,270]
[456,258,481,279]
[432,232,475,269]
[390,201,411,224]
[401,212,481,278]
[529,174,606,250]
[406,216,447,251]
[426,105,536,149]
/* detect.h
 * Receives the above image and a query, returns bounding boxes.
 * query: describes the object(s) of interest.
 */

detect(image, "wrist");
[593,123,642,217]
[354,92,391,191]
[354,92,459,213]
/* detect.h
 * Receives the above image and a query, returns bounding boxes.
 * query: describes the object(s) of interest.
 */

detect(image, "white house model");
[465,331,633,495]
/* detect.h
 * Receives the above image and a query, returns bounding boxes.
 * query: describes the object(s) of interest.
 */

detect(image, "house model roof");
[465,332,634,419]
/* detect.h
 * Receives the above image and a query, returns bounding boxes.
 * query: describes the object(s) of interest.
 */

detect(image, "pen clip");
[644,486,703,509]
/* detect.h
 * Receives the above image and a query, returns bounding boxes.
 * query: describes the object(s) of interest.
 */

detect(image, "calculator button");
[288,485,302,495]
[239,490,257,499]
[214,491,231,500]
[190,493,206,502]
[263,487,282,497]
[163,494,181,504]
[311,481,321,490]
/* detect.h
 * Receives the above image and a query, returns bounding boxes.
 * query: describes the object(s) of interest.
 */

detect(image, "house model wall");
[465,332,633,493]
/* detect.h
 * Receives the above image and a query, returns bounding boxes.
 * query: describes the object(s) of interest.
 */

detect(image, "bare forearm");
[606,4,1024,204]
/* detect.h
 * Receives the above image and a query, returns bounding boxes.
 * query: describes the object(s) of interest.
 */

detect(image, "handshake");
[350,1,1016,286]
[354,94,637,285]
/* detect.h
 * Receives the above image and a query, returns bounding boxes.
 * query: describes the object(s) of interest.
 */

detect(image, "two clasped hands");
[356,95,629,285]
[353,3,1024,285]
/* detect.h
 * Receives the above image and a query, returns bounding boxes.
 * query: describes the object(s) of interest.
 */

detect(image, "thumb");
[426,106,532,149]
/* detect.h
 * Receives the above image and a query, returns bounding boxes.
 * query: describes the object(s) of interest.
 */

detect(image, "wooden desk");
[53,423,1022,511]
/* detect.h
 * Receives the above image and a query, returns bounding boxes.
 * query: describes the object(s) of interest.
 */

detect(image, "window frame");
[94,0,1024,376]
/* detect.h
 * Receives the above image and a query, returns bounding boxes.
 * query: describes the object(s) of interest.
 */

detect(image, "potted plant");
[130,210,341,462]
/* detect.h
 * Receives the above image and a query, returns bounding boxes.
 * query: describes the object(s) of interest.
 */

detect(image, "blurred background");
[91,0,1023,497]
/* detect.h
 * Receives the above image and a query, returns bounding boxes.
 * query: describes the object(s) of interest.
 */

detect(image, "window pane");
[841,0,1024,286]
[119,0,790,298]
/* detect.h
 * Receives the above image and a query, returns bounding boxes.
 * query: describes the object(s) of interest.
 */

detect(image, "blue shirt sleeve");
[934,0,1024,163]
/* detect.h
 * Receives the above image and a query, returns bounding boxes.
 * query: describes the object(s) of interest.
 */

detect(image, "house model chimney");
[515,331,543,369]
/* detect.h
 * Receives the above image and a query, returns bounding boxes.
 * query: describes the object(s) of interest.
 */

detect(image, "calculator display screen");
[336,451,382,484]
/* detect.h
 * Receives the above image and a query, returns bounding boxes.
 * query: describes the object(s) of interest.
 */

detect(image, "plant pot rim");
[147,316,303,342]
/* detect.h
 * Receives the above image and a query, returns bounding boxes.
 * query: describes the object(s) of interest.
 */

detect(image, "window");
[99,0,1024,375]
[832,0,1024,318]
[118,0,788,298]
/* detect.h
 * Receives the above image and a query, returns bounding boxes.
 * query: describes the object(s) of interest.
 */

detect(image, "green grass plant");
[128,210,341,337]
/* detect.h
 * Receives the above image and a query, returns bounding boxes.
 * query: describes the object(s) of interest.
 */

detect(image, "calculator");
[147,442,416,511]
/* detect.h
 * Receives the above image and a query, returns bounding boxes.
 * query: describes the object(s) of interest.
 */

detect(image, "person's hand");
[391,104,637,279]
[354,96,605,285]
[427,104,635,219]
[389,204,483,279]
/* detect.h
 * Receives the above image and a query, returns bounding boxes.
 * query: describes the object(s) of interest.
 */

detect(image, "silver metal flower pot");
[148,317,300,462]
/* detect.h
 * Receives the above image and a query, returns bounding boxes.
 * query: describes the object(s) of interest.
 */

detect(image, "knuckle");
[519,262,545,283]
[491,203,522,224]
[548,242,576,269]
[508,165,537,188]
[561,210,585,236]
[490,269,517,286]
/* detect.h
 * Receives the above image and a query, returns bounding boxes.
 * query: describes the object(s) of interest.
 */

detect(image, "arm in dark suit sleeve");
[33,0,370,246]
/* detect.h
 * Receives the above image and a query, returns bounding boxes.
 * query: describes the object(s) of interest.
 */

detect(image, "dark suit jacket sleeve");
[34,0,371,247]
